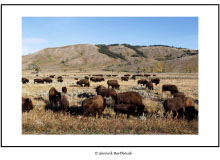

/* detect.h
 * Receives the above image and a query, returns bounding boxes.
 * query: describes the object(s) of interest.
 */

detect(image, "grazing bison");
[144,74,151,77]
[90,77,104,82]
[57,76,63,79]
[124,74,130,77]
[49,87,61,105]
[43,78,53,83]
[173,92,185,98]
[34,79,44,84]
[115,91,145,117]
[57,79,63,83]
[163,97,197,120]
[62,86,67,93]
[96,85,117,100]
[22,97,34,112]
[137,79,148,85]
[74,78,78,80]
[162,84,179,94]
[77,79,90,87]
[82,95,105,118]
[145,81,154,90]
[22,78,29,84]
[49,75,55,78]
[84,76,89,80]
[131,75,136,80]
[121,76,129,81]
[151,78,160,86]
[107,80,120,89]
[114,104,136,119]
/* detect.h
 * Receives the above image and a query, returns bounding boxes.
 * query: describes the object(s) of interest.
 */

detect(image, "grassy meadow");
[22,71,198,134]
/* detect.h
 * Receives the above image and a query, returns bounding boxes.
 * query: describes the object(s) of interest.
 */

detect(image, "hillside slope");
[22,44,198,73]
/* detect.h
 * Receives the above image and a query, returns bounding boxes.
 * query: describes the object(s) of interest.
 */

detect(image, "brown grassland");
[22,71,198,134]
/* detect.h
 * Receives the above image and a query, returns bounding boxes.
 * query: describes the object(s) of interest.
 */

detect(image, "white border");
[2,5,219,146]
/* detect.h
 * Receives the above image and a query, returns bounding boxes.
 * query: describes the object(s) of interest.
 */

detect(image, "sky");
[22,17,198,55]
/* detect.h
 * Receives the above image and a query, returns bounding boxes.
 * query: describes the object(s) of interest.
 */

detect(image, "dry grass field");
[22,71,198,134]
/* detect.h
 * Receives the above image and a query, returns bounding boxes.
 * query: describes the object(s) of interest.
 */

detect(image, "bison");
[96,85,117,100]
[162,84,179,94]
[145,81,154,90]
[22,78,29,84]
[115,91,145,117]
[84,76,89,80]
[49,75,55,78]
[114,104,136,119]
[107,80,120,89]
[137,79,148,85]
[144,74,151,77]
[57,79,63,83]
[60,94,69,112]
[77,79,90,87]
[151,78,160,86]
[43,78,53,83]
[34,79,44,84]
[48,87,61,106]
[22,97,33,112]
[82,95,105,118]
[124,74,130,77]
[121,77,129,81]
[163,96,197,120]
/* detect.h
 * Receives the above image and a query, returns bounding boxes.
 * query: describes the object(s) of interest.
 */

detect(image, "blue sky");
[22,17,198,55]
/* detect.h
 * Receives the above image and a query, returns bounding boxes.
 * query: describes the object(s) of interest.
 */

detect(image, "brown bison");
[124,74,130,77]
[96,85,117,100]
[49,75,55,78]
[57,79,63,83]
[77,79,90,87]
[144,74,151,77]
[62,86,67,93]
[106,75,111,77]
[173,92,185,98]
[114,104,136,119]
[34,79,44,84]
[115,91,145,116]
[90,77,104,82]
[107,80,120,89]
[74,78,79,80]
[43,78,53,83]
[162,84,179,94]
[151,78,160,86]
[57,76,63,79]
[131,76,136,80]
[137,79,148,85]
[49,87,61,105]
[22,97,34,112]
[163,97,197,120]
[82,95,105,118]
[60,94,69,112]
[145,81,154,90]
[22,78,29,84]
[84,76,89,80]
[121,76,129,81]
[112,75,117,77]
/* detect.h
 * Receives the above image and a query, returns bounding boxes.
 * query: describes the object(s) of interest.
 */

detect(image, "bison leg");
[172,111,177,119]
[98,109,102,118]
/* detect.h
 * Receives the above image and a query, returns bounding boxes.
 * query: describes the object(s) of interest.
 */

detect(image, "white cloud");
[22,38,47,44]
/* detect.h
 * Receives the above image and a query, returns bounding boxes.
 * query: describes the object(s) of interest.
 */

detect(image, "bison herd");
[22,73,198,121]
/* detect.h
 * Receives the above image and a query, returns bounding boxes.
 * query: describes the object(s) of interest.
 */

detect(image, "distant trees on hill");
[96,45,127,61]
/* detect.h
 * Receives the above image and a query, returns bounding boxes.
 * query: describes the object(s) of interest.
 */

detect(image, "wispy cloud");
[23,38,47,44]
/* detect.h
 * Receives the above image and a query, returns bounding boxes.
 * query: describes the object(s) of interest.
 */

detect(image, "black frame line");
[1,3,219,148]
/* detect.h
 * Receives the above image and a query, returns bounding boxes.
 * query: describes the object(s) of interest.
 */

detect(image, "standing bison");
[48,87,61,106]
[145,81,154,90]
[115,91,145,117]
[121,77,129,81]
[107,80,120,89]
[22,78,29,84]
[163,96,198,120]
[151,78,160,86]
[137,79,148,85]
[43,78,53,83]
[82,95,105,118]
[34,79,44,84]
[96,85,117,100]
[162,84,179,94]
[77,79,90,87]
[22,97,33,112]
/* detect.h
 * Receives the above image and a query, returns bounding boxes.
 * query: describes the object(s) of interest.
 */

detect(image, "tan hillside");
[22,44,198,73]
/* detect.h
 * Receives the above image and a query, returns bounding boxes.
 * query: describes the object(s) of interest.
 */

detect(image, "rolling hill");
[22,44,198,73]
